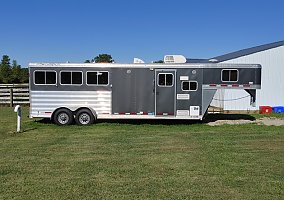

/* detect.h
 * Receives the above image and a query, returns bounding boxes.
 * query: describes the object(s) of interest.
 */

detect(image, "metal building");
[210,41,284,111]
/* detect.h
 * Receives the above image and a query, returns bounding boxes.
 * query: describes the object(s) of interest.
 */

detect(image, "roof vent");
[209,59,218,63]
[133,58,145,64]
[164,55,186,63]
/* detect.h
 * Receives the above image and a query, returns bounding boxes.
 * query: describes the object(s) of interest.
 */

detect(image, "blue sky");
[0,0,283,67]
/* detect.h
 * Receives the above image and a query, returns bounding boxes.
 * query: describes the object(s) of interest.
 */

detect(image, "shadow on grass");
[203,114,256,123]
[33,114,256,126]
[21,128,37,133]
[98,114,256,125]
[35,118,53,124]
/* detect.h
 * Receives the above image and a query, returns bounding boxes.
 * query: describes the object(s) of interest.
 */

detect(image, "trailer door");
[155,70,176,116]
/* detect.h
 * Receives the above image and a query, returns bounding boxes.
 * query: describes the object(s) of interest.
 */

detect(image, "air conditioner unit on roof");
[164,55,186,63]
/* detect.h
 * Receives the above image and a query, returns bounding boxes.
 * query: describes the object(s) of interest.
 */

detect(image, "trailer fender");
[50,107,73,120]
[88,107,97,120]
[75,107,97,120]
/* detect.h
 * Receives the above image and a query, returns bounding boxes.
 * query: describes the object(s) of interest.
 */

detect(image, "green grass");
[0,107,283,199]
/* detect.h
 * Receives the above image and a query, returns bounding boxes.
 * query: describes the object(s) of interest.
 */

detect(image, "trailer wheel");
[75,109,95,125]
[53,108,74,125]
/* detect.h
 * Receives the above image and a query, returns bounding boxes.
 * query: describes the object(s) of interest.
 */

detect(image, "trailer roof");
[29,62,261,69]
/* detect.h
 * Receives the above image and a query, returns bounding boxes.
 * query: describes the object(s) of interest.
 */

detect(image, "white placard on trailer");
[180,76,189,81]
[177,94,190,100]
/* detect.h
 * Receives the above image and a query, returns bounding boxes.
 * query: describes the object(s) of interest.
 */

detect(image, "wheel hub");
[79,113,90,124]
[58,113,69,124]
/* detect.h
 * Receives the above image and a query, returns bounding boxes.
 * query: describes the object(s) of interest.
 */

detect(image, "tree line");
[0,55,28,84]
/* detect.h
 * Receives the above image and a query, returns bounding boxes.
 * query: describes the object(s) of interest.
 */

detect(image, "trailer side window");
[158,73,173,87]
[60,71,82,85]
[182,81,198,91]
[72,72,82,84]
[34,71,56,85]
[222,69,238,82]
[87,71,109,85]
[98,72,108,85]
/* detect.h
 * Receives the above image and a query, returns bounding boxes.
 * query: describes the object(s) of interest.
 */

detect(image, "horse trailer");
[29,58,261,125]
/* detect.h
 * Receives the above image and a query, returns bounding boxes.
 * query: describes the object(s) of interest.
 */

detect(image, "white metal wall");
[211,45,284,110]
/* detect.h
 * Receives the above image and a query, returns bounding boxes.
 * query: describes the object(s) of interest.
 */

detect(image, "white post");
[14,105,21,133]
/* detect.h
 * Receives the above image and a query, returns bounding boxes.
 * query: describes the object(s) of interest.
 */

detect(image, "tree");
[0,55,12,83]
[11,60,22,83]
[0,55,28,83]
[94,54,113,63]
[85,54,114,63]
[153,60,164,63]
[20,68,29,83]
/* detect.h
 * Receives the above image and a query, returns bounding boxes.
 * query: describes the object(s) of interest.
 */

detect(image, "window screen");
[98,72,108,85]
[87,72,97,84]
[46,72,56,84]
[87,71,109,85]
[158,73,173,87]
[182,81,197,91]
[72,72,82,84]
[230,70,238,81]
[166,74,173,86]
[158,74,166,86]
[34,71,56,85]
[222,70,238,82]
[61,72,71,84]
[61,71,82,85]
[35,71,45,84]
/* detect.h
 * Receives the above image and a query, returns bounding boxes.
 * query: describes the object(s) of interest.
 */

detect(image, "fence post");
[10,88,13,107]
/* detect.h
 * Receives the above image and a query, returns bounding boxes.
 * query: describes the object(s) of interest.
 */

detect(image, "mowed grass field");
[0,107,283,200]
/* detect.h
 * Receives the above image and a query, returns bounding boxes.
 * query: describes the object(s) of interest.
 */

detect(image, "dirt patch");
[207,117,284,126]
[257,117,284,126]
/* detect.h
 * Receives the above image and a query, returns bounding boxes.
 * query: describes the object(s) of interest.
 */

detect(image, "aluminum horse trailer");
[29,61,261,125]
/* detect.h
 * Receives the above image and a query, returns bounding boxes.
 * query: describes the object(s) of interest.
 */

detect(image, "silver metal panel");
[202,89,217,115]
[111,68,155,113]
[30,90,111,118]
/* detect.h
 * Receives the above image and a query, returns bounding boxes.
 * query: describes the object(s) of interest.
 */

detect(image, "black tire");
[75,109,95,125]
[53,108,74,125]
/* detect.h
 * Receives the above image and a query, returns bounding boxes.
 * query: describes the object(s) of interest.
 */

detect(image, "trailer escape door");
[155,70,176,116]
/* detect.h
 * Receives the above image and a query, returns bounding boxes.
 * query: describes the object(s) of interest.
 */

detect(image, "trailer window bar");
[182,81,198,91]
[221,69,239,82]
[86,71,109,86]
[158,73,173,87]
[34,70,57,85]
[60,71,83,85]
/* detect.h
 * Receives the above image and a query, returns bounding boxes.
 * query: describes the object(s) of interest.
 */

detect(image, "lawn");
[0,107,283,199]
